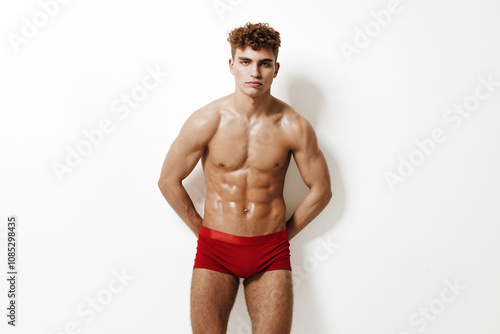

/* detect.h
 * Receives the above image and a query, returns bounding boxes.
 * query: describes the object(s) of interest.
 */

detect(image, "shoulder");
[273,98,315,149]
[184,98,222,128]
[179,96,229,137]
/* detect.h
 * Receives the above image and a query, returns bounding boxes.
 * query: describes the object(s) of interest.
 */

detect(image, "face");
[229,46,280,97]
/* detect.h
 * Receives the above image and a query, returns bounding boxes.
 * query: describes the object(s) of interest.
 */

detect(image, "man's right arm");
[157,107,219,237]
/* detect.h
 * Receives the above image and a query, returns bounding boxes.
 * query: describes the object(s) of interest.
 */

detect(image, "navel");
[243,203,255,214]
[219,163,225,168]
[274,163,279,168]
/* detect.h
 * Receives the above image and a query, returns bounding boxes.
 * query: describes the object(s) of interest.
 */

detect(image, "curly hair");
[227,22,281,60]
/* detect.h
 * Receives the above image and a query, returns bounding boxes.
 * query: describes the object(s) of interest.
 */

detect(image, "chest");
[205,117,292,171]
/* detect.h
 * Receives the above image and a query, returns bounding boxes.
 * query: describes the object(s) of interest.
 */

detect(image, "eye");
[262,63,271,67]
[241,61,249,65]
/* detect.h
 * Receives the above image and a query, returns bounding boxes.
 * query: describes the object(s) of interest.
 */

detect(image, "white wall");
[1,0,499,333]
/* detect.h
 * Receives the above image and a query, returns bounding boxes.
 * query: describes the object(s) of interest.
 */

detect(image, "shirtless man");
[158,22,332,334]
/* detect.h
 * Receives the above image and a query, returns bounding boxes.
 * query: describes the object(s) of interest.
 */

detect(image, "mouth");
[247,81,263,88]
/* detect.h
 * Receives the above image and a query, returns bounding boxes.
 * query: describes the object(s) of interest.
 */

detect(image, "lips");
[247,81,262,88]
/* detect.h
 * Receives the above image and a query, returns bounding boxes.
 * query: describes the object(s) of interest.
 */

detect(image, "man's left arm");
[286,117,332,240]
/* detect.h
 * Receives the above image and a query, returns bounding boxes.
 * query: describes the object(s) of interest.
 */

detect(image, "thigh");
[191,268,240,334]
[243,270,293,334]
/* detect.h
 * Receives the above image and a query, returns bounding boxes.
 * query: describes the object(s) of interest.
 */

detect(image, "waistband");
[199,225,288,245]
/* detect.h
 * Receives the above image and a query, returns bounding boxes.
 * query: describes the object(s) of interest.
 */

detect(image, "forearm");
[286,187,332,240]
[158,179,203,237]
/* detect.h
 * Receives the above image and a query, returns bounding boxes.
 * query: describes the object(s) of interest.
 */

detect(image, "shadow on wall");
[183,74,345,333]
[284,74,345,333]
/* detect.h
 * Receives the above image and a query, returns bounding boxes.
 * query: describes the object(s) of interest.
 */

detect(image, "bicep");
[160,136,204,182]
[159,110,217,182]
[292,121,330,190]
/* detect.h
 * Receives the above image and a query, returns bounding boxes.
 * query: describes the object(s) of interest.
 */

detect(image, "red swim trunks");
[193,225,292,279]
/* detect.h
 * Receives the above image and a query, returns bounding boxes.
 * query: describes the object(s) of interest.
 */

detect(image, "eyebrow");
[238,57,274,63]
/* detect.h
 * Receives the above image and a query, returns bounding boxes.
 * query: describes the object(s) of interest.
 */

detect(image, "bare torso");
[201,95,297,236]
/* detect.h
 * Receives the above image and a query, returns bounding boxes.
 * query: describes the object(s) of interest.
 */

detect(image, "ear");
[229,58,235,75]
[273,62,280,78]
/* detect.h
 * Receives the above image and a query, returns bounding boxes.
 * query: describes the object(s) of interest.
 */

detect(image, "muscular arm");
[157,108,218,237]
[286,117,332,240]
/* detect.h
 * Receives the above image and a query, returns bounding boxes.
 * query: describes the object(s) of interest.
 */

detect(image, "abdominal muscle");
[202,166,288,237]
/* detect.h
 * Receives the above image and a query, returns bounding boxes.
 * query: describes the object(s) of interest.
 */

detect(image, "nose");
[251,64,261,78]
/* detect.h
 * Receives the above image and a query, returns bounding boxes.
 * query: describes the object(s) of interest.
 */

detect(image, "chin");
[244,85,268,95]
[246,90,266,98]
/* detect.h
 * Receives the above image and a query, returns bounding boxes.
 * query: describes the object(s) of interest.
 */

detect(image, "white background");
[1,0,499,333]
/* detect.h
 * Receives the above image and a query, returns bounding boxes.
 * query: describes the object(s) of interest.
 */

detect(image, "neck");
[232,85,274,118]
